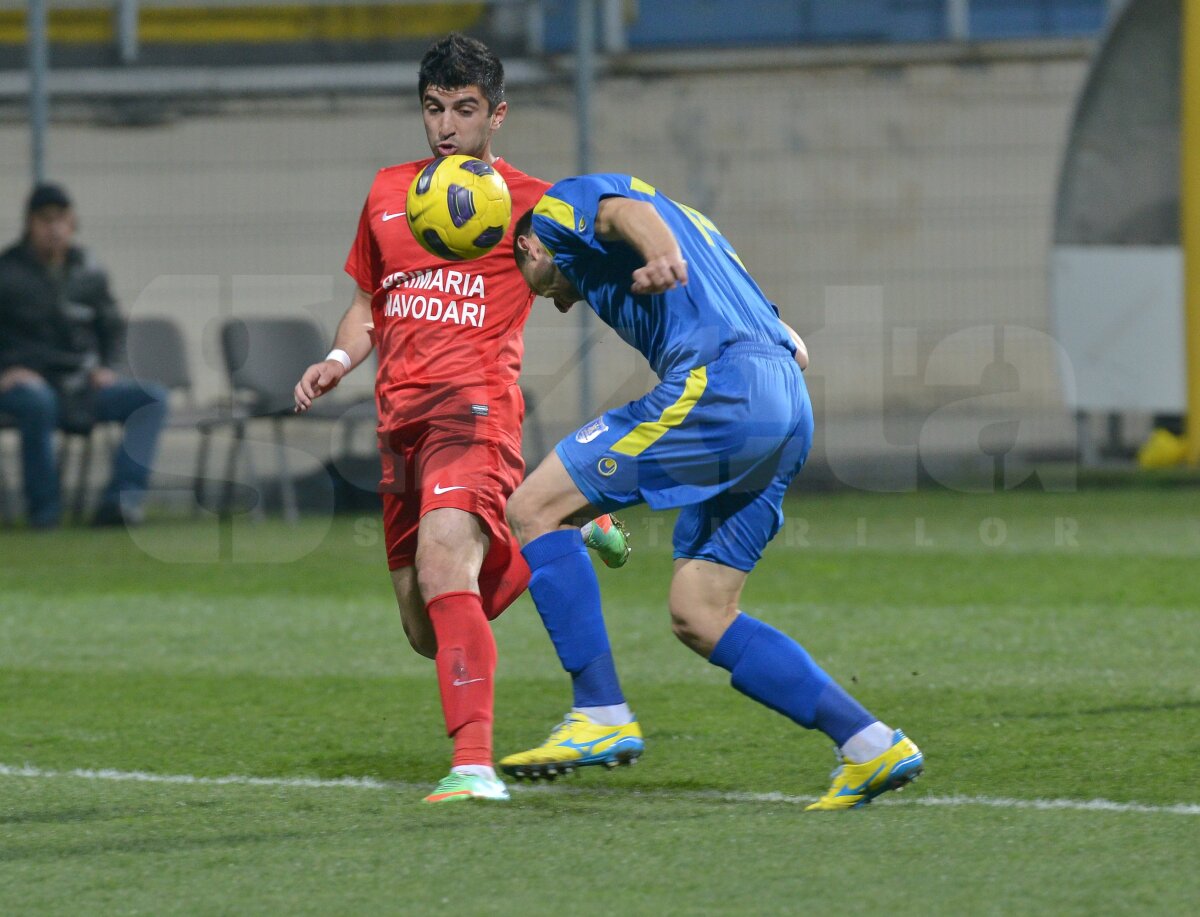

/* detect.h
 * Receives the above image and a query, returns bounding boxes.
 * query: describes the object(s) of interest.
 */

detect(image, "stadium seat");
[49,315,230,523]
[0,382,119,525]
[0,412,15,526]
[119,316,238,519]
[215,316,374,523]
[0,407,114,525]
[57,420,107,524]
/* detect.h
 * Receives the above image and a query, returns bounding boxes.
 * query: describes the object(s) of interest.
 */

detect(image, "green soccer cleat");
[499,711,644,780]
[422,771,511,804]
[805,729,924,812]
[581,514,631,568]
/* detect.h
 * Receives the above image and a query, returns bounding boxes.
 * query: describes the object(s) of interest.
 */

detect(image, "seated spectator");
[0,183,168,528]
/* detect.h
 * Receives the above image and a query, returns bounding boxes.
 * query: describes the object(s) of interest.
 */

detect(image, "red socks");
[427,591,496,767]
[478,537,531,621]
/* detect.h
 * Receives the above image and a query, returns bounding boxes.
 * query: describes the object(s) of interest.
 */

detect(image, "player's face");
[518,234,582,312]
[421,85,508,161]
[26,206,75,263]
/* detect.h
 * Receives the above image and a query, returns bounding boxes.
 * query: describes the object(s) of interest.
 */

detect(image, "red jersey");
[345,158,550,438]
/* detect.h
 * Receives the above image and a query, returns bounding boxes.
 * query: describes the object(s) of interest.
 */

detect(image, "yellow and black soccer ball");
[405,155,512,261]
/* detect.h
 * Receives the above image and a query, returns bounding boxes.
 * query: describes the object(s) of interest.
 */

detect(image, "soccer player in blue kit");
[501,173,924,810]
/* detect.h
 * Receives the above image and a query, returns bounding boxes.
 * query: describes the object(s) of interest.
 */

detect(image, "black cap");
[26,183,72,214]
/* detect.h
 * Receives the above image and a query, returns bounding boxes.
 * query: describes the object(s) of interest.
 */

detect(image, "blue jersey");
[530,174,794,380]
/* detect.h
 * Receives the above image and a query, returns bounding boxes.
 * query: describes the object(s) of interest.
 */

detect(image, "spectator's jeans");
[0,378,169,526]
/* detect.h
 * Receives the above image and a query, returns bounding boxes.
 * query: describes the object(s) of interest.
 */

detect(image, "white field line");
[0,764,394,790]
[2,763,1198,816]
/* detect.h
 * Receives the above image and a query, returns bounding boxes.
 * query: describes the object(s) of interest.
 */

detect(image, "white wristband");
[326,348,352,370]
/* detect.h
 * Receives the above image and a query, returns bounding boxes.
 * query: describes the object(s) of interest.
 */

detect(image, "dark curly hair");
[418,33,505,113]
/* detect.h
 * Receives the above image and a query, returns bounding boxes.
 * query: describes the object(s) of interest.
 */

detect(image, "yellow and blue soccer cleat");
[422,771,510,804]
[581,514,631,569]
[499,712,644,780]
[805,729,924,812]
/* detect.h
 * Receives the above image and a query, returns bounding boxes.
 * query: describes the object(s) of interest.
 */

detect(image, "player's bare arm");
[595,197,688,294]
[780,320,809,370]
[294,286,374,412]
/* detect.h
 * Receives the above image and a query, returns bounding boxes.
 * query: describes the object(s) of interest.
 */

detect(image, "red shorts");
[379,419,528,618]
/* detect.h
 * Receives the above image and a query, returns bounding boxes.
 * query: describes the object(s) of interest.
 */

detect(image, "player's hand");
[294,359,345,413]
[631,253,688,295]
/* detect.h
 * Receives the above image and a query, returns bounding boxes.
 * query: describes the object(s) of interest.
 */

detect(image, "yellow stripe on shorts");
[610,367,708,456]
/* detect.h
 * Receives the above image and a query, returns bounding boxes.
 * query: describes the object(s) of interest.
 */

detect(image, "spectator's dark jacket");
[0,239,123,385]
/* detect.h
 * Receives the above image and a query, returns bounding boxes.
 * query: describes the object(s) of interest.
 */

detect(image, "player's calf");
[668,559,745,658]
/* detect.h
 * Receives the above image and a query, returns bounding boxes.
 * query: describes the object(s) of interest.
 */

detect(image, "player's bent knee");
[415,560,476,604]
[416,549,483,602]
[669,595,738,658]
[504,488,539,545]
[507,488,572,546]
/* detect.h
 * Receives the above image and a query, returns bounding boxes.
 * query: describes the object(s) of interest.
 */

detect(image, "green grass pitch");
[2,489,1198,914]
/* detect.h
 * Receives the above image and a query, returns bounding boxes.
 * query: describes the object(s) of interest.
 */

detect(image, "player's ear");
[490,100,508,129]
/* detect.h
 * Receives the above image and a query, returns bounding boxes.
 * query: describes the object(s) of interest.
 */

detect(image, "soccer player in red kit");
[293,34,633,803]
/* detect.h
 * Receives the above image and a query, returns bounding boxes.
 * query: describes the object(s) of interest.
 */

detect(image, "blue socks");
[522,529,625,707]
[709,612,875,746]
[521,531,871,743]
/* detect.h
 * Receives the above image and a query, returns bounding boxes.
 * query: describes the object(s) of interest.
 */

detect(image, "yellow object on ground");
[1137,428,1187,469]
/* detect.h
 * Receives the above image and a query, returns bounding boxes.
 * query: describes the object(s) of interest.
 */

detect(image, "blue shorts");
[555,341,813,572]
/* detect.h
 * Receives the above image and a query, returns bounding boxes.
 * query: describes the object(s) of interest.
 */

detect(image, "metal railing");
[28,0,47,183]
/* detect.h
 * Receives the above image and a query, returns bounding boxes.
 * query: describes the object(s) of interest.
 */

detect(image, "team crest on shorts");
[575,416,609,444]
[597,457,618,477]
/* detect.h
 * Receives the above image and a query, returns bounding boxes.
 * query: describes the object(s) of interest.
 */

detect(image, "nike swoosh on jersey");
[381,211,405,222]
[433,483,468,494]
[452,677,485,686]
